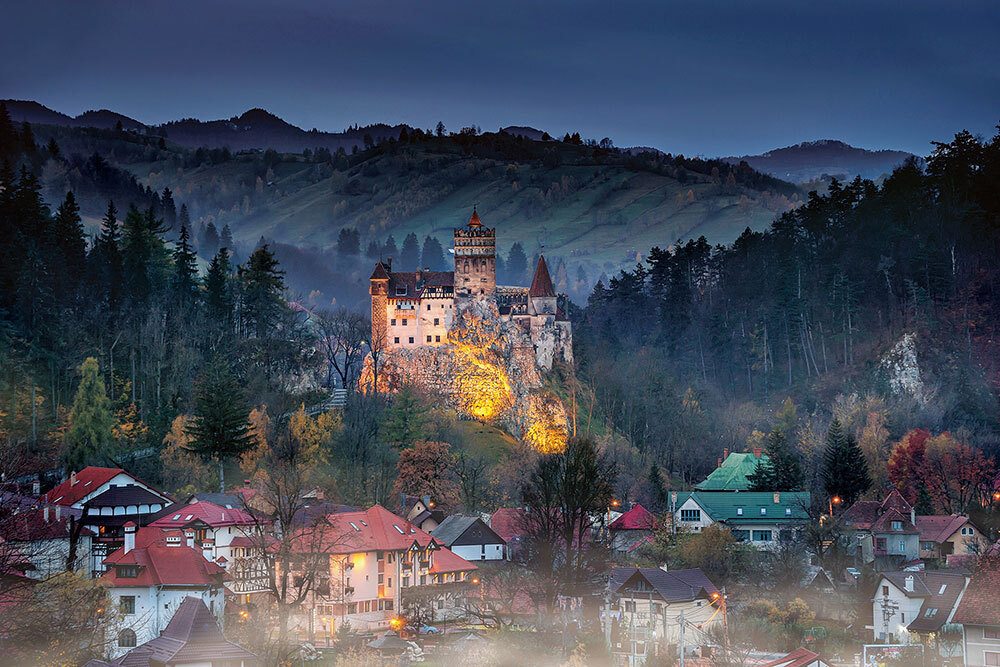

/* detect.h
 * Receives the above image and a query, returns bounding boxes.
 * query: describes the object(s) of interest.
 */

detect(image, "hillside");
[11,100,803,306]
[723,139,916,182]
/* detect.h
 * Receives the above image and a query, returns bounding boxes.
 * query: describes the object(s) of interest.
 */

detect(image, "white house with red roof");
[291,504,478,636]
[953,556,1000,667]
[101,522,229,658]
[44,466,173,577]
[608,504,657,555]
[0,505,95,578]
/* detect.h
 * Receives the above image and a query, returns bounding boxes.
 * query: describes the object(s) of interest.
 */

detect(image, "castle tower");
[454,208,496,297]
[369,260,390,346]
[528,254,557,315]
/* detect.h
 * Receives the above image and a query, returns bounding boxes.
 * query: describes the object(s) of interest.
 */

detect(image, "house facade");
[431,515,507,561]
[608,504,657,555]
[915,514,986,560]
[953,557,1000,667]
[869,570,969,647]
[0,505,94,578]
[670,490,811,550]
[100,523,228,658]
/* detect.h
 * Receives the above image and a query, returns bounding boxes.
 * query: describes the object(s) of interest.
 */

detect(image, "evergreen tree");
[201,221,220,257]
[647,463,668,512]
[748,429,804,491]
[220,224,234,253]
[399,232,420,270]
[94,200,123,310]
[420,235,445,270]
[121,205,169,303]
[171,223,199,300]
[184,358,253,492]
[160,187,176,229]
[914,485,935,514]
[821,419,872,505]
[46,137,60,159]
[65,357,115,469]
[52,190,86,281]
[382,235,399,260]
[239,245,286,339]
[365,240,380,259]
[337,228,360,256]
[507,242,528,283]
[384,385,430,447]
[205,248,234,338]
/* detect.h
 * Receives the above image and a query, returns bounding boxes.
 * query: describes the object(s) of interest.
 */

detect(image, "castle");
[369,209,572,368]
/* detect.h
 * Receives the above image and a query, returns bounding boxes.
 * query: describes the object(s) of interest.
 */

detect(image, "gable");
[451,519,505,547]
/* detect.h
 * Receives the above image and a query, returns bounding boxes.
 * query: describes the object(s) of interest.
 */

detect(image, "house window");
[752,530,772,542]
[876,538,887,551]
[760,508,766,516]
[986,652,1000,667]
[120,596,136,615]
[118,628,137,648]
[391,319,396,326]
[924,608,937,618]
[984,628,1000,639]
[437,599,444,609]
[623,600,636,612]
[962,526,974,536]
[401,319,407,326]
[921,542,935,550]
[403,576,410,587]
[785,507,792,516]
[891,521,902,531]
[736,508,743,516]
[420,575,426,585]
[385,600,394,611]
[882,585,889,597]
[388,577,392,588]
[733,530,750,541]
[898,540,906,552]
[427,304,431,310]
[378,574,384,584]
[680,509,700,522]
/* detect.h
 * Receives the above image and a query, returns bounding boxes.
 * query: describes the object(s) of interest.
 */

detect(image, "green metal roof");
[694,452,771,491]
[689,491,811,524]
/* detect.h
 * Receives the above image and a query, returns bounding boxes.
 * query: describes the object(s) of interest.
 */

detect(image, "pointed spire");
[529,255,556,297]
[467,206,482,228]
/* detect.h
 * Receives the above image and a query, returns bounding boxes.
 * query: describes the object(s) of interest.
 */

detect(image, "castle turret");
[454,208,496,297]
[528,255,557,315]
[369,260,390,346]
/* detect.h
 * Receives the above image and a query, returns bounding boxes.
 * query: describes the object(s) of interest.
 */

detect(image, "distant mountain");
[501,126,549,141]
[4,99,146,130]
[3,99,405,153]
[723,139,917,183]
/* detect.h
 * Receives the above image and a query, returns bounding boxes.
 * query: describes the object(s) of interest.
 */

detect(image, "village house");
[608,504,658,555]
[44,466,173,576]
[0,504,94,578]
[602,567,721,664]
[869,569,969,649]
[952,557,1000,667]
[400,494,445,533]
[694,448,772,491]
[291,504,478,637]
[670,490,811,550]
[431,515,508,561]
[100,522,229,658]
[758,648,832,667]
[915,514,986,560]
[85,596,257,667]
[370,209,572,369]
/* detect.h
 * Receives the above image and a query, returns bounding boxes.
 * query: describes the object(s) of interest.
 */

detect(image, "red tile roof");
[870,508,919,535]
[149,501,259,530]
[370,261,390,280]
[489,508,527,543]
[953,557,1000,627]
[0,508,95,541]
[914,515,970,544]
[467,209,482,228]
[758,647,822,667]
[610,504,657,531]
[101,542,229,587]
[45,467,123,506]
[429,547,478,574]
[529,256,556,298]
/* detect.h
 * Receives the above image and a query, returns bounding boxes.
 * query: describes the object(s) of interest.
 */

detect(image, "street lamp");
[829,496,841,517]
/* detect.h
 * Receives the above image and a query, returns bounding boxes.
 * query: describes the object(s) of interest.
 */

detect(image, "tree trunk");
[219,459,225,493]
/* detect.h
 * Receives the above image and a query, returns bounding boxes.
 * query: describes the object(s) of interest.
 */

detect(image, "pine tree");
[507,242,528,283]
[202,221,220,257]
[220,224,234,253]
[205,248,234,341]
[94,200,123,310]
[400,232,420,270]
[184,359,253,492]
[647,463,668,512]
[365,240,380,259]
[65,357,115,469]
[382,235,399,260]
[821,419,872,505]
[239,245,286,340]
[160,187,176,229]
[914,485,935,514]
[420,236,445,270]
[172,223,199,300]
[748,429,804,491]
[52,190,86,281]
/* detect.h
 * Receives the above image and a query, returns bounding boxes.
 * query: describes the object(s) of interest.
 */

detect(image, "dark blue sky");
[3,0,998,157]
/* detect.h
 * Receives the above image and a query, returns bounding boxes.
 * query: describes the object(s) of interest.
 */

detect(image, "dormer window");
[891,521,903,531]
[396,286,407,296]
[760,508,766,516]
[172,514,181,521]
[348,522,360,531]
[785,508,792,516]
[736,508,743,516]
[394,525,405,534]
[117,565,140,578]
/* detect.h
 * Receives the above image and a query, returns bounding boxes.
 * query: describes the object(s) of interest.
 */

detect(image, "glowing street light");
[829,496,841,517]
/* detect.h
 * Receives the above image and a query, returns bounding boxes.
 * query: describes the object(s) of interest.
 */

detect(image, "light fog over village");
[1,1,1000,666]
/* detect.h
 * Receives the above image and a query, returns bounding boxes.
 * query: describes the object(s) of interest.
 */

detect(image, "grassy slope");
[127,145,794,274]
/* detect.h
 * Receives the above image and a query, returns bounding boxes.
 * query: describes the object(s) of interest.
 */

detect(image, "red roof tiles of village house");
[758,647,823,667]
[101,542,229,587]
[609,504,657,531]
[843,489,913,530]
[953,557,1000,627]
[429,546,478,574]
[0,507,96,541]
[149,501,259,529]
[529,255,556,298]
[489,508,527,543]
[914,514,972,543]
[307,505,468,560]
[870,508,919,534]
[44,467,124,506]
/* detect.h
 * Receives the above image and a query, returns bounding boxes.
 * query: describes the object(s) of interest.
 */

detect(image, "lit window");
[785,507,791,516]
[118,629,137,648]
[736,508,743,516]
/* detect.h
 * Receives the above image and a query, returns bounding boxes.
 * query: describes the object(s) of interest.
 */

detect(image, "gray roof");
[430,515,480,546]
[610,567,720,603]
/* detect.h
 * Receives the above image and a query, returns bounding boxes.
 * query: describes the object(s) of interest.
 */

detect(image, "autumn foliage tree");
[392,441,458,506]
[888,428,996,512]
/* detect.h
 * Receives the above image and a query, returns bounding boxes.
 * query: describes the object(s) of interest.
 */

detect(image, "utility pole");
[880,594,899,644]
[678,611,685,667]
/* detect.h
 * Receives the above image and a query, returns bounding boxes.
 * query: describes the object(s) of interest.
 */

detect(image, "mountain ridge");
[722,138,917,182]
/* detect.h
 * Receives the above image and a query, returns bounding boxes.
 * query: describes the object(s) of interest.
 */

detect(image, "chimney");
[44,505,49,523]
[717,458,722,468]
[201,539,215,562]
[185,530,195,549]
[32,478,40,496]
[904,575,914,592]
[55,505,61,521]
[70,471,77,486]
[773,492,780,504]
[244,479,251,488]
[753,448,762,458]
[910,508,916,525]
[723,448,729,461]
[123,521,137,554]
[386,257,392,271]
[416,269,422,284]
[166,532,182,547]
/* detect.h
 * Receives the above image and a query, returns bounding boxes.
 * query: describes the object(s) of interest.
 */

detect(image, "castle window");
[391,319,396,326]
[427,304,431,310]
[401,319,407,326]
[427,336,432,342]
[408,337,414,344]
[396,286,407,296]
[434,318,439,326]
[394,337,399,344]
[435,336,440,342]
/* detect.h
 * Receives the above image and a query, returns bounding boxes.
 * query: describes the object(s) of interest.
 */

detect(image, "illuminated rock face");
[361,299,568,452]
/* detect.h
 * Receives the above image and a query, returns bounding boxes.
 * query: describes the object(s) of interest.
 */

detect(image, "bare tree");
[314,308,368,392]
[462,566,533,629]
